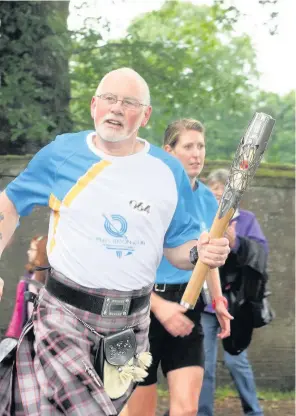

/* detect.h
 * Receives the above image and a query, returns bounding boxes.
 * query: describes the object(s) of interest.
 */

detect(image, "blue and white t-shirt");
[5,131,199,290]
[156,181,218,284]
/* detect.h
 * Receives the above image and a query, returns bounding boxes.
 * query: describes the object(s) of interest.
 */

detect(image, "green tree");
[0,1,72,154]
[214,0,280,35]
[255,91,295,164]
[70,1,258,160]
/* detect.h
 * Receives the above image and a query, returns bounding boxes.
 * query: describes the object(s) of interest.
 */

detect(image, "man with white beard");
[0,68,230,415]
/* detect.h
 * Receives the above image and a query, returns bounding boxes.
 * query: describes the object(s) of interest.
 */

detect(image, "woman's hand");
[215,300,233,339]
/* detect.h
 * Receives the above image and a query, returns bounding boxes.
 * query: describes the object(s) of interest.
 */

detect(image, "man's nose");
[110,99,125,114]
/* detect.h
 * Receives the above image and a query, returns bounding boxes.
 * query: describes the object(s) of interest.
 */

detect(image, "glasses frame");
[96,93,148,111]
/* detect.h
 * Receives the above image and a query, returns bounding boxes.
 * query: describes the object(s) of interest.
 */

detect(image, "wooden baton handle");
[180,207,235,309]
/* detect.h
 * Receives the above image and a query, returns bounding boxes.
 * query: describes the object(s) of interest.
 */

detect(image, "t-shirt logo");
[99,214,145,258]
[104,214,127,238]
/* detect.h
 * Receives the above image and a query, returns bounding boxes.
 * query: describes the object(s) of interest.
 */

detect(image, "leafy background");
[0,0,294,163]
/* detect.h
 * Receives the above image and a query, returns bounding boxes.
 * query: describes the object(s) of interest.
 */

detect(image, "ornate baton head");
[219,112,275,219]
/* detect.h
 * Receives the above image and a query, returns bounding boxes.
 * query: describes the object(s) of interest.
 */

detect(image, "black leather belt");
[45,274,150,317]
[153,283,187,293]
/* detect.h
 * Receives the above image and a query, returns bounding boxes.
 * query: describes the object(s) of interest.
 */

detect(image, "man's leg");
[124,384,158,416]
[168,366,204,416]
[198,313,219,416]
[224,350,263,415]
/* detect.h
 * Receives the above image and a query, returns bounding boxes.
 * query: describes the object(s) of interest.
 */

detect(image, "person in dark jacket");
[198,169,267,416]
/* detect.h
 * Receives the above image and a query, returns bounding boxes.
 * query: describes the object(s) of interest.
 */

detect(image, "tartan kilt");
[0,271,152,416]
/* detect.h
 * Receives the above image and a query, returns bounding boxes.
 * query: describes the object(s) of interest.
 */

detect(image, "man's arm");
[0,191,19,258]
[0,142,56,301]
[0,191,19,300]
[163,240,196,270]
[164,232,230,270]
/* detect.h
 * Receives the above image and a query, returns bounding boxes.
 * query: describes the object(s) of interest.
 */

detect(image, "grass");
[157,387,169,398]
[157,385,295,401]
[214,385,295,401]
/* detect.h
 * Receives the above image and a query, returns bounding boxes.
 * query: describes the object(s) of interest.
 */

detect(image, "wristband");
[212,296,228,310]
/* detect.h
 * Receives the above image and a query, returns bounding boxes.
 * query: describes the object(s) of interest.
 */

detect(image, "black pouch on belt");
[94,328,138,399]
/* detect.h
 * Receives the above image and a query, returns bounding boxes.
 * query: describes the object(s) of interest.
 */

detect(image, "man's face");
[90,74,152,143]
[166,130,206,180]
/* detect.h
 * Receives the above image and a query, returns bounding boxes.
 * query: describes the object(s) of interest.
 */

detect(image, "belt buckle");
[102,297,131,317]
[154,284,166,293]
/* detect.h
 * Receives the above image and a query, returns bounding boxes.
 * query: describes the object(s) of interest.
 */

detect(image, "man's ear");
[90,97,96,120]
[141,106,152,127]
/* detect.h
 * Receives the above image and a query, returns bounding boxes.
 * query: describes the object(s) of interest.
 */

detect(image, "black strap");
[34,266,51,272]
[153,283,188,292]
[45,274,150,316]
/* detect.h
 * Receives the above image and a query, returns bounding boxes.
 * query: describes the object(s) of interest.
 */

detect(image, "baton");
[180,112,275,309]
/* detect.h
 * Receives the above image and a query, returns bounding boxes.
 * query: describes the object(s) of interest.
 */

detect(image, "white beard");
[95,121,141,143]
[98,134,129,143]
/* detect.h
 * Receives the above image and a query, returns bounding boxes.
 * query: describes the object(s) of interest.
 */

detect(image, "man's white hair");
[95,67,151,105]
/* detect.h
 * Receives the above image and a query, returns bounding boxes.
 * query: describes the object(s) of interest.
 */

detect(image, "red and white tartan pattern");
[0,270,151,415]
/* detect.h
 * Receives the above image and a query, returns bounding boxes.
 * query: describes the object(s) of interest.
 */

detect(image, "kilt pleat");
[1,271,151,416]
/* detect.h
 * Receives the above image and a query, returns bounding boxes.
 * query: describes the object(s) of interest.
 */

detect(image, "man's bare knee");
[170,390,199,416]
[169,403,199,416]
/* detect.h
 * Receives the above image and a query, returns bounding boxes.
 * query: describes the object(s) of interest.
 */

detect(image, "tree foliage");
[70,1,260,159]
[70,0,292,163]
[214,0,280,35]
[0,1,72,154]
[256,91,295,164]
[1,0,293,164]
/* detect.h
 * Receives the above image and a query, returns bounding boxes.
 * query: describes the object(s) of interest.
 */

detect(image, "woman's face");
[165,129,205,180]
[209,181,225,203]
[27,241,38,264]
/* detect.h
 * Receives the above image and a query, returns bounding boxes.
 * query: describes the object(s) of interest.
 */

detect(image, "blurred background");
[0,0,295,159]
[0,0,295,413]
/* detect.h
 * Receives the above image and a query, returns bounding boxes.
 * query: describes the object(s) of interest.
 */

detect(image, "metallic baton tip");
[180,301,194,310]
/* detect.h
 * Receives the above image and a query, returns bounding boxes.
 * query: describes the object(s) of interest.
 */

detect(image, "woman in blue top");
[125,119,233,416]
[198,169,266,416]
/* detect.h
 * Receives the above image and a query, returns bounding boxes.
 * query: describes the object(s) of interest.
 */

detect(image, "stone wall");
[0,156,295,390]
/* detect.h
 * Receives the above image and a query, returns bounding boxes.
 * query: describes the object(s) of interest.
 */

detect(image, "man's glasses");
[96,93,147,111]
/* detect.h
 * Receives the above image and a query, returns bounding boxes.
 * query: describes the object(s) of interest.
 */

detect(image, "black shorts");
[139,284,205,386]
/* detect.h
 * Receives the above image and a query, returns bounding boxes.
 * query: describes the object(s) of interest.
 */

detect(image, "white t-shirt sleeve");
[164,170,200,248]
[5,141,56,216]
